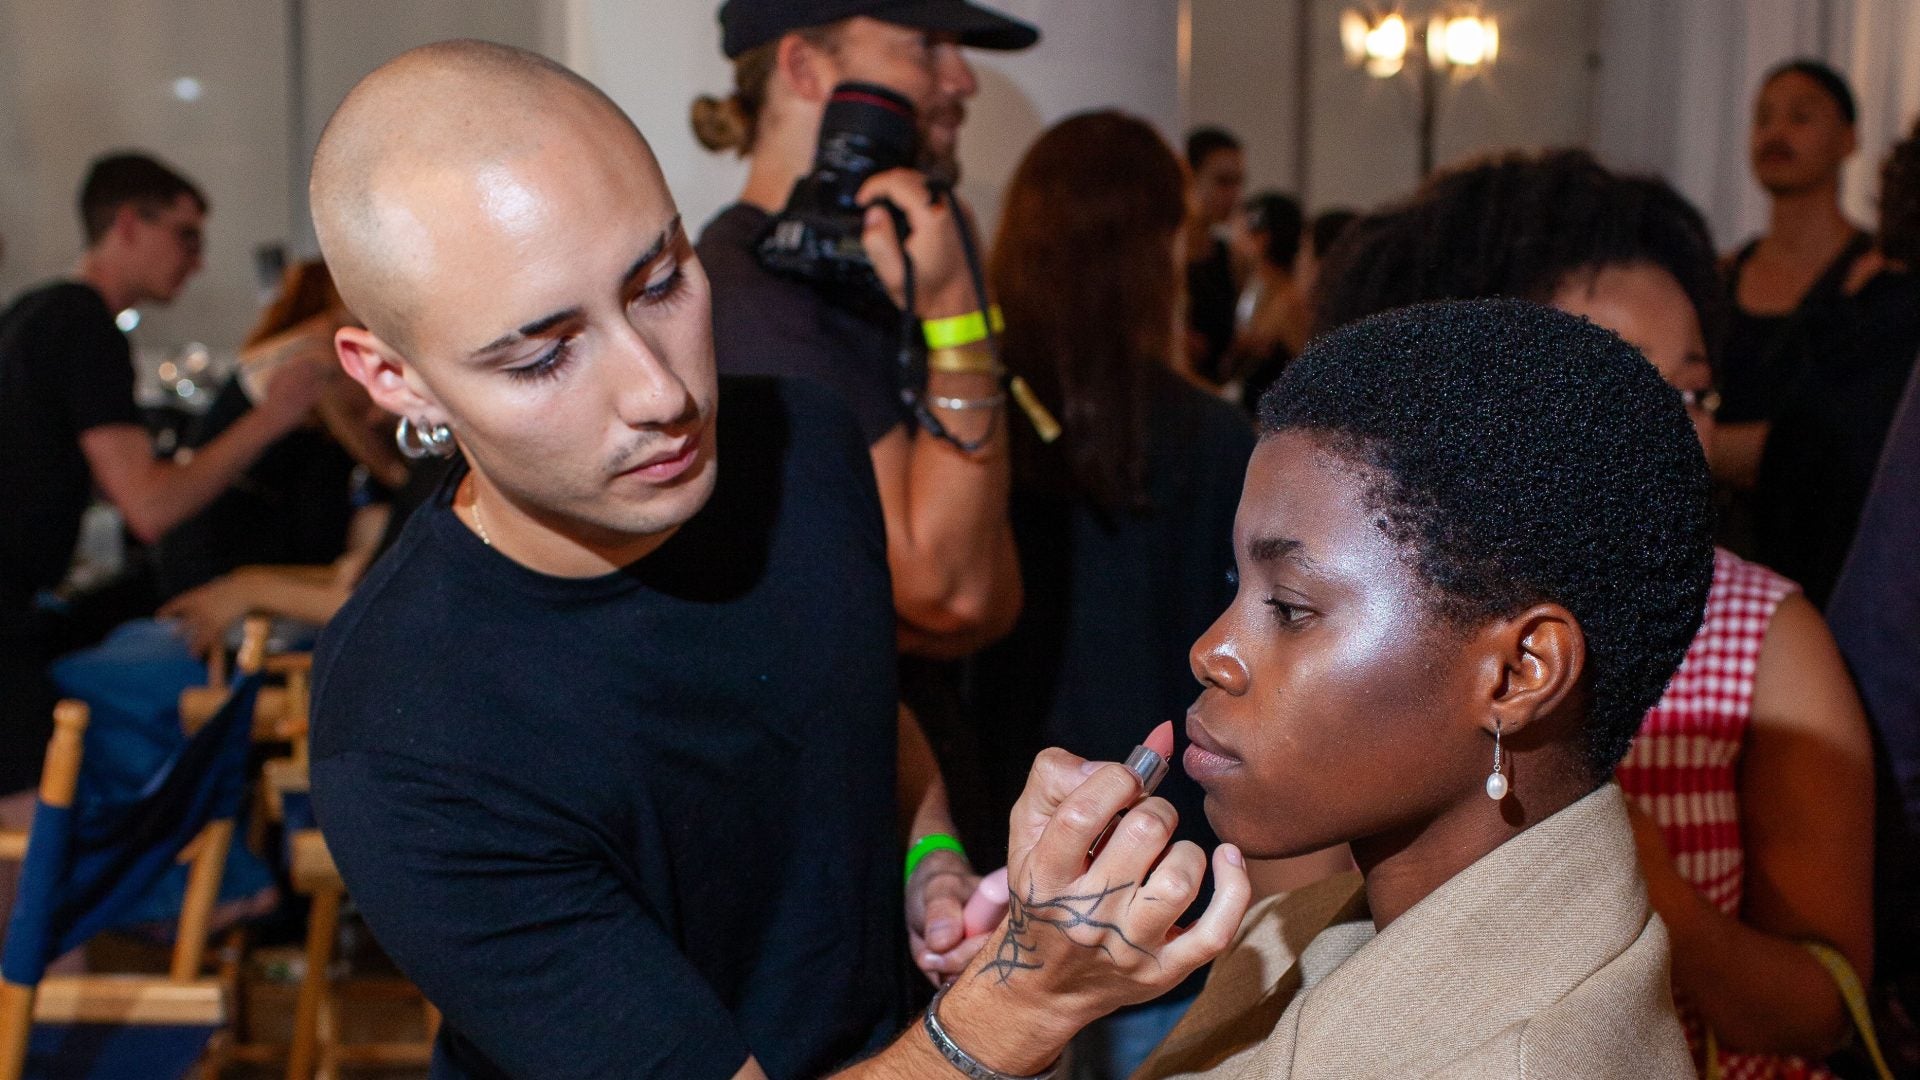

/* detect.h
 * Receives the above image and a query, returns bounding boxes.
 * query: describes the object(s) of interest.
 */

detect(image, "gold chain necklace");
[470,487,492,547]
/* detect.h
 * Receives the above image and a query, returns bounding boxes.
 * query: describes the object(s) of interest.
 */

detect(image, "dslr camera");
[756,81,919,289]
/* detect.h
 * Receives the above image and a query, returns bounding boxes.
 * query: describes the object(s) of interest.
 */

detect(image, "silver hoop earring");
[395,416,455,460]
[1485,719,1509,800]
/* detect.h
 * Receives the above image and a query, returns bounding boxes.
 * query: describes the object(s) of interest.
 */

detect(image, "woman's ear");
[1477,603,1586,739]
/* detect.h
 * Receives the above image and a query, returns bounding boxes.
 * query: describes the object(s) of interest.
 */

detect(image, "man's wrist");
[928,977,1074,1078]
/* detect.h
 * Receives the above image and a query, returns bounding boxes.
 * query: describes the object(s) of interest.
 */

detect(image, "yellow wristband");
[926,345,1004,377]
[922,306,1004,350]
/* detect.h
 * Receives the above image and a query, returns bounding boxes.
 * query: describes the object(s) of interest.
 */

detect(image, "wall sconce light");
[1341,10,1409,78]
[1341,6,1500,175]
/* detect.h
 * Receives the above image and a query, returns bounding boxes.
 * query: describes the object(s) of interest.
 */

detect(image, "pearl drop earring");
[1486,719,1509,800]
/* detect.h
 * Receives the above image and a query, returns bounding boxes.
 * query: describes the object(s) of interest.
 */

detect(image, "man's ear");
[775,31,835,104]
[334,325,442,427]
[108,203,145,247]
[1473,603,1586,739]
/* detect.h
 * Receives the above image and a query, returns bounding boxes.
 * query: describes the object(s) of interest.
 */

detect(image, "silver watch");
[922,982,1066,1080]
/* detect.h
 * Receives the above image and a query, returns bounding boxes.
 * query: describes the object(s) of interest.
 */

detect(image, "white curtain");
[1592,0,1919,251]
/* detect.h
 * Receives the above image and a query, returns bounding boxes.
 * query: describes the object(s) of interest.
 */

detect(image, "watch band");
[922,983,1065,1080]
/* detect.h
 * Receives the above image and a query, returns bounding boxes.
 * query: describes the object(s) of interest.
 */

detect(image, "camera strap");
[871,192,1002,454]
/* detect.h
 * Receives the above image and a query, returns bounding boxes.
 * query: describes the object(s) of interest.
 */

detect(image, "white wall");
[1187,0,1601,215]
[0,0,291,354]
[564,0,1182,239]
[0,0,551,369]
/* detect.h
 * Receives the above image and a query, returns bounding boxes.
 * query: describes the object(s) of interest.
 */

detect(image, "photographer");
[693,0,1035,660]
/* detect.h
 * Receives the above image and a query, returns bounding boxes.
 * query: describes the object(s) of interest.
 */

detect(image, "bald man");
[306,41,964,1078]
[304,42,1242,1080]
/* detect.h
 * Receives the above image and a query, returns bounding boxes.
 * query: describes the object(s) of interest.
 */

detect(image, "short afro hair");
[1313,150,1725,364]
[1259,298,1714,780]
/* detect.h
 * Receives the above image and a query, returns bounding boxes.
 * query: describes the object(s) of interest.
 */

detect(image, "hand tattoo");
[976,879,1150,986]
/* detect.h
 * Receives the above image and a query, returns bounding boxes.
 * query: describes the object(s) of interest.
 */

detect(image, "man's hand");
[159,572,258,657]
[907,849,986,984]
[858,168,982,320]
[928,750,1252,1074]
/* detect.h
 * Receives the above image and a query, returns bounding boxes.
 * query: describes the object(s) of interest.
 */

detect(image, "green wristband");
[904,833,967,885]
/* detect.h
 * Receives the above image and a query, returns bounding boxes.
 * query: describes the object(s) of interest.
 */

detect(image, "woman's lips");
[1183,713,1240,782]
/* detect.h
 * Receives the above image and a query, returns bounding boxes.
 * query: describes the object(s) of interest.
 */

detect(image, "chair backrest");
[0,677,261,1078]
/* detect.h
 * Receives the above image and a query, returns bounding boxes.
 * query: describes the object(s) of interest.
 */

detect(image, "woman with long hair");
[155,260,402,653]
[970,110,1257,1076]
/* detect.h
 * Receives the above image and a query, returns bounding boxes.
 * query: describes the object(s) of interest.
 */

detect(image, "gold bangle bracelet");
[927,345,1003,376]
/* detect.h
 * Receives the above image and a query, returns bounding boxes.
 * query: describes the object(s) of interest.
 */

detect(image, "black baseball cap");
[718,0,1040,59]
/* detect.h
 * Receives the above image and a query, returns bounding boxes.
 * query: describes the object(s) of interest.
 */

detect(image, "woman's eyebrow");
[1249,534,1314,569]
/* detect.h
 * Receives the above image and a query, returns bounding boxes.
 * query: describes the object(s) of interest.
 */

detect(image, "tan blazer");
[1134,784,1693,1079]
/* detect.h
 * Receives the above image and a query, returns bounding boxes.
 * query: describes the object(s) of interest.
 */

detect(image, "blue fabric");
[0,676,260,985]
[48,622,274,925]
[24,1021,217,1080]
[0,804,72,986]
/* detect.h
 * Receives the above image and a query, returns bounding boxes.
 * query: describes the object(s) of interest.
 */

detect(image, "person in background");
[1318,148,1876,1077]
[1293,207,1357,310]
[156,260,404,655]
[970,110,1255,1077]
[1749,109,1920,607]
[1183,126,1247,384]
[690,0,1037,911]
[1827,113,1920,1054]
[1714,61,1874,579]
[0,152,327,801]
[1226,191,1307,413]
[691,0,1031,656]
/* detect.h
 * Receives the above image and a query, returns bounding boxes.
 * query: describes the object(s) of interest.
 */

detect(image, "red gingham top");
[1617,548,1826,1080]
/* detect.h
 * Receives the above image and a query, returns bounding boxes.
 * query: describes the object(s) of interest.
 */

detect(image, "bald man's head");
[313,39,720,565]
[310,40,650,350]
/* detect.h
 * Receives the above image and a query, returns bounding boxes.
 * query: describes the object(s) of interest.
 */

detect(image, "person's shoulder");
[311,499,449,753]
[721,368,867,438]
[2,281,109,332]
[1708,546,1799,609]
[696,204,779,286]
[720,375,872,472]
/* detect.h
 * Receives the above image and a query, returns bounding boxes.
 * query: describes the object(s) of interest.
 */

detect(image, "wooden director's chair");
[0,667,263,1080]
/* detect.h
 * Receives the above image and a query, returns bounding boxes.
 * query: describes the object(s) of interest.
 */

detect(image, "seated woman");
[1314,149,1875,1076]
[154,260,403,654]
[810,297,1705,1079]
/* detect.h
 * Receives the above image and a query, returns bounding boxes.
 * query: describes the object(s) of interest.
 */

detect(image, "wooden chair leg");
[0,980,36,1080]
[286,887,341,1080]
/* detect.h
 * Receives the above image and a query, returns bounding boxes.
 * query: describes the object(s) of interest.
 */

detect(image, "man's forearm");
[115,409,293,542]
[899,705,957,845]
[890,369,1021,654]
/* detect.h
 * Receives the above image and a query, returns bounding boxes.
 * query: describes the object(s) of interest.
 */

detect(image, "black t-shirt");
[153,374,362,599]
[698,204,906,446]
[311,378,908,1080]
[1186,239,1239,385]
[0,281,140,619]
[967,370,1254,981]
